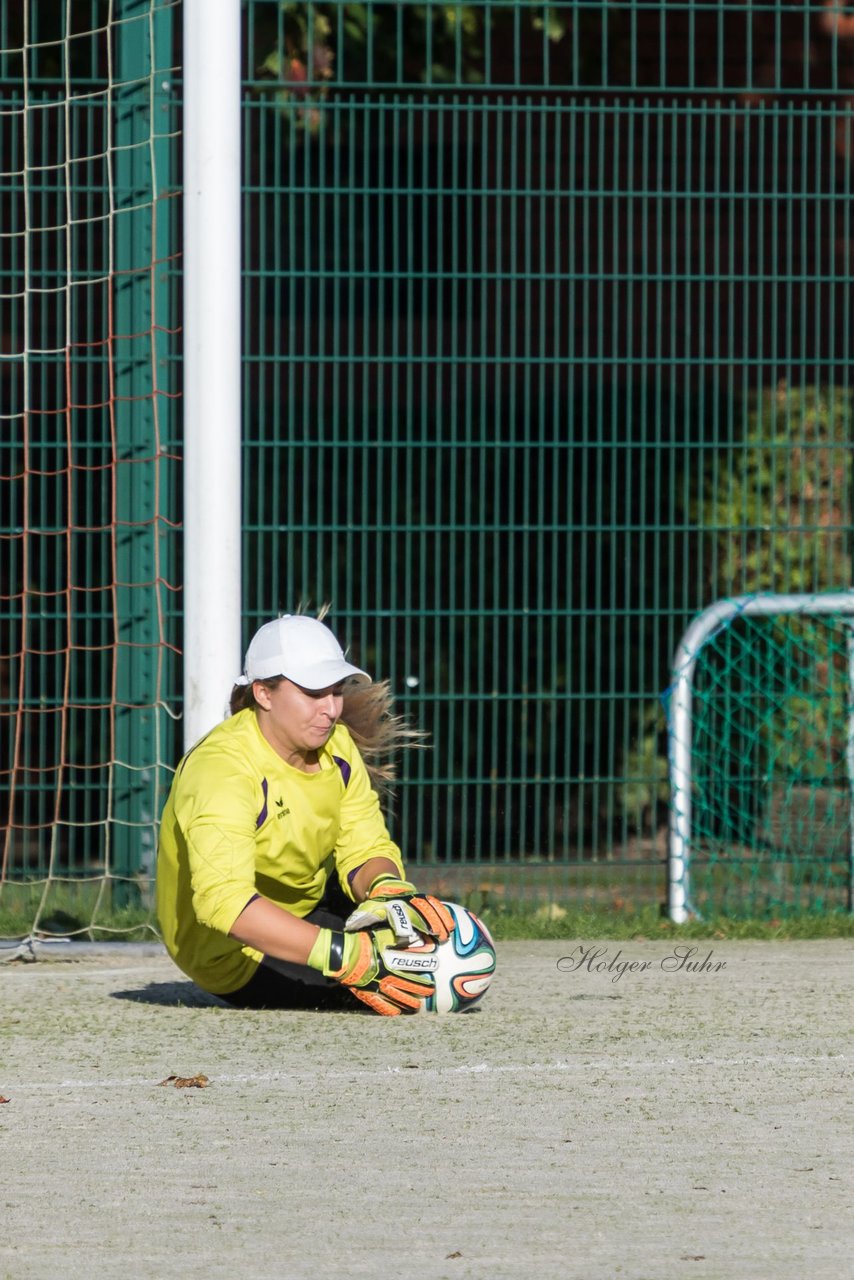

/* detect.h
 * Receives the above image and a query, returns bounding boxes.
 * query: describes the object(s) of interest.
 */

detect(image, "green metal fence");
[240,1,854,912]
[2,2,853,930]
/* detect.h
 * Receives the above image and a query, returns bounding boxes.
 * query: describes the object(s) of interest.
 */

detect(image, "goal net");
[667,598,854,921]
[0,1,181,942]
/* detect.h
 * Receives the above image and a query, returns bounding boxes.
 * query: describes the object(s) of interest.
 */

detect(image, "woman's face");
[253,678,344,766]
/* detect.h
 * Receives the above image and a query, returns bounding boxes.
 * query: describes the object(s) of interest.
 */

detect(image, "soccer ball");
[422,902,497,1014]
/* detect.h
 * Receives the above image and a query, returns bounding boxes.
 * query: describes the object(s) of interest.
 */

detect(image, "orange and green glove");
[307,924,436,1016]
[344,874,456,946]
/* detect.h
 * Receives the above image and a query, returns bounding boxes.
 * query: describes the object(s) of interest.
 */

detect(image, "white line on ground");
[1,1053,847,1094]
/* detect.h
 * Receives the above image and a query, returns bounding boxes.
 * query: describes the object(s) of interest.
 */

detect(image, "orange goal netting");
[1,1,182,939]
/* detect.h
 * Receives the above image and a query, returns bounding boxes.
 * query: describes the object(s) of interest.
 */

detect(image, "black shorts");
[216,874,359,1011]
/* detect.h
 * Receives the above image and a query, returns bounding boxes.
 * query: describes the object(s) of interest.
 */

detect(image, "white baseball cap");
[242,615,371,690]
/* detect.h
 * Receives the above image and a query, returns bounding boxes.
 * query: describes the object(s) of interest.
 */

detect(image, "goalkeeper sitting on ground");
[156,613,454,1014]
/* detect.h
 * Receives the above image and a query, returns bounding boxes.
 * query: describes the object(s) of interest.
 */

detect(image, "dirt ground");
[1,939,851,1280]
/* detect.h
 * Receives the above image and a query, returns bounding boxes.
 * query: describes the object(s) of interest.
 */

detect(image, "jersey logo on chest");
[256,760,347,829]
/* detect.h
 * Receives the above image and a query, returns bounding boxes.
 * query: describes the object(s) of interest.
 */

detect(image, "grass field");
[2,938,852,1279]
[3,871,854,945]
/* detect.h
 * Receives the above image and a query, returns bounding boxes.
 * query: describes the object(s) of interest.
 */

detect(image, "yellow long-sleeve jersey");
[156,709,404,994]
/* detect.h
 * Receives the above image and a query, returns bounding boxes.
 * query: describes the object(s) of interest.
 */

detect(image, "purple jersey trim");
[256,777,268,828]
[332,755,352,789]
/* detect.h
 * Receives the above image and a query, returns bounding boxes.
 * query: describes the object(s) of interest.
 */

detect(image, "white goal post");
[182,0,243,747]
[667,592,854,923]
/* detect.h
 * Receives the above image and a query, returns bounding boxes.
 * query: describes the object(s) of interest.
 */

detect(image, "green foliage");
[757,618,851,784]
[252,2,568,128]
[626,386,854,851]
[689,383,854,801]
[531,6,568,45]
[614,699,670,834]
[694,383,854,598]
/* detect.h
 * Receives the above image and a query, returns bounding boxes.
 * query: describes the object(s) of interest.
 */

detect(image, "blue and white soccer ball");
[422,901,497,1014]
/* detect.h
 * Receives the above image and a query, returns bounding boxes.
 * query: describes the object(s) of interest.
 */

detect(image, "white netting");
[0,1,181,940]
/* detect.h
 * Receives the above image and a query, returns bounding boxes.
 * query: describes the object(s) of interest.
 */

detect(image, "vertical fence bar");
[112,0,175,898]
[848,625,854,912]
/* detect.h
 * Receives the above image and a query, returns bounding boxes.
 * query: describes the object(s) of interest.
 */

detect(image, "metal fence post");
[112,0,176,899]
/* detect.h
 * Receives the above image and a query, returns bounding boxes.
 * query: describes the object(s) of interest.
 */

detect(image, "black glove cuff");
[327,930,345,972]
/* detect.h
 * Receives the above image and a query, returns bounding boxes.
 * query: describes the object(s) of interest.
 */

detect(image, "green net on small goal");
[666,596,854,920]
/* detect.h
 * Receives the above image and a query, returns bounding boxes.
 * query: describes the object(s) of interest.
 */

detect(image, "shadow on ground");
[111,982,228,1008]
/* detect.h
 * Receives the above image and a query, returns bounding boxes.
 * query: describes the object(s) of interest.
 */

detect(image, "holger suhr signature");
[557,944,727,983]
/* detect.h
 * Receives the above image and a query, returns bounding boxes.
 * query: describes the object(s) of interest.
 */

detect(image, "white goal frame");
[182,0,243,747]
[667,592,854,923]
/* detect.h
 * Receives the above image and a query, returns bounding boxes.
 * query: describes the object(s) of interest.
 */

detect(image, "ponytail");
[339,680,426,802]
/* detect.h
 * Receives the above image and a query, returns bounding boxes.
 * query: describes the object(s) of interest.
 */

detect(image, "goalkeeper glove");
[344,874,456,946]
[307,924,437,1017]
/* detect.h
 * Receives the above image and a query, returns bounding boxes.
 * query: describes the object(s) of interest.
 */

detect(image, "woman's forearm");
[228,896,321,964]
[230,856,405,963]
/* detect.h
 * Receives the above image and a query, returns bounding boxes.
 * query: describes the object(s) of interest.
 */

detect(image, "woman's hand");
[307,925,437,1015]
[344,873,456,945]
